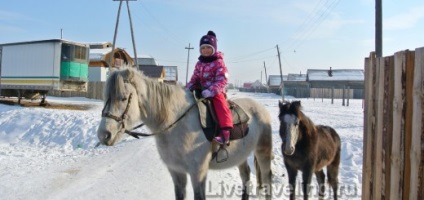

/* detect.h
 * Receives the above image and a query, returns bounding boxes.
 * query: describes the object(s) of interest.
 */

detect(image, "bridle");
[101,93,134,129]
[100,92,201,139]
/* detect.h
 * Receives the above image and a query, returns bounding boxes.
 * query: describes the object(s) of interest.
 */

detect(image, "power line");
[280,0,341,52]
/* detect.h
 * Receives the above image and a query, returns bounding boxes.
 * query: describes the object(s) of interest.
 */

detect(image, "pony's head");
[97,68,143,146]
[278,100,303,155]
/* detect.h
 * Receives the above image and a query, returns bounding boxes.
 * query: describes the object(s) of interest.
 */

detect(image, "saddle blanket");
[197,99,250,141]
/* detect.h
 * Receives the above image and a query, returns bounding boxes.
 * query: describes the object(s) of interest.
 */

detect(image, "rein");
[101,93,202,139]
[124,100,199,138]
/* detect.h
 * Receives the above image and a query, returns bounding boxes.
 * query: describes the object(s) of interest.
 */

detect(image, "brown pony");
[278,100,341,200]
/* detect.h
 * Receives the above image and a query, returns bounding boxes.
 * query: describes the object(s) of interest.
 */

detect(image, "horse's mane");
[104,67,188,128]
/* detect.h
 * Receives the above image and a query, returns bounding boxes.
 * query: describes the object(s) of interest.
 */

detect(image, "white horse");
[97,68,273,200]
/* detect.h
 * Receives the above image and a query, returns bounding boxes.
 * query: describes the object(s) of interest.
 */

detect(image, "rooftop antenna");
[110,0,139,72]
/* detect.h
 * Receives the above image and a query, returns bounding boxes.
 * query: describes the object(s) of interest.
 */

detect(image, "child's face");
[200,46,214,57]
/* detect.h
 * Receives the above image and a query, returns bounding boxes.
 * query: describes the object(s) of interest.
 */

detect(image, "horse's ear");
[278,100,284,108]
[121,68,134,82]
[292,101,301,110]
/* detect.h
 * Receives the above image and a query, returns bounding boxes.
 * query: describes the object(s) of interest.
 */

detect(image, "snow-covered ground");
[0,91,363,199]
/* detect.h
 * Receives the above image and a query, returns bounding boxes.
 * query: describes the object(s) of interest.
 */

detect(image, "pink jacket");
[186,52,228,96]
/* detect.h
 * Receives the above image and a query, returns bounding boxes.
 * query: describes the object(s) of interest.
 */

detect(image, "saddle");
[196,96,250,142]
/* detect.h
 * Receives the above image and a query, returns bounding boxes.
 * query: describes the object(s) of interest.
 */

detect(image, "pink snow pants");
[211,93,233,129]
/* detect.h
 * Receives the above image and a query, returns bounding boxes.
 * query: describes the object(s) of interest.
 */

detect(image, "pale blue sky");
[1,0,423,84]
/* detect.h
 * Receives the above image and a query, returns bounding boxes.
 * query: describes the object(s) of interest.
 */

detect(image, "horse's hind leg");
[254,149,273,199]
[238,161,251,200]
[327,150,340,200]
[315,170,326,199]
[169,169,187,200]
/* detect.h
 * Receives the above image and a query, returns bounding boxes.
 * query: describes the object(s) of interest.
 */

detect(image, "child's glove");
[201,89,214,98]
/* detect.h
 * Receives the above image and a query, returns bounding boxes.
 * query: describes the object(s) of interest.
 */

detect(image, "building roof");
[307,69,364,81]
[135,55,159,66]
[139,65,165,78]
[287,73,307,81]
[89,42,112,49]
[268,75,288,86]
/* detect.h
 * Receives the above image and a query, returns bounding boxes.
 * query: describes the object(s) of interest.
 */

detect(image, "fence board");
[410,47,424,200]
[403,50,415,200]
[362,54,375,200]
[382,56,395,200]
[390,50,408,200]
[372,56,385,200]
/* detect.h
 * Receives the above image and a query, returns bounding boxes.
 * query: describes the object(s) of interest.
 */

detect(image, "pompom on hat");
[199,30,217,55]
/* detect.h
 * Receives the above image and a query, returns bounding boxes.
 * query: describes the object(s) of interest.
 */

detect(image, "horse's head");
[278,100,302,155]
[97,68,143,146]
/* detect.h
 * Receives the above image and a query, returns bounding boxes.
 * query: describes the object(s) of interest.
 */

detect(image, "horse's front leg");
[284,161,298,200]
[169,169,187,200]
[302,167,314,200]
[190,171,208,200]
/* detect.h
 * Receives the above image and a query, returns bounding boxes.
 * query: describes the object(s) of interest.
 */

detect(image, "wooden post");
[410,47,424,200]
[347,86,350,107]
[362,52,376,200]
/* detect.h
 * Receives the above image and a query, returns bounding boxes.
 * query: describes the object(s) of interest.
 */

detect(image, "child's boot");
[213,129,230,145]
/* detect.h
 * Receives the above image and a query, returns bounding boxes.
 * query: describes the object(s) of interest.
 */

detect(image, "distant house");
[88,43,134,82]
[306,68,364,89]
[163,66,178,85]
[133,55,178,84]
[306,68,364,98]
[267,75,288,89]
[138,65,166,82]
[267,74,309,97]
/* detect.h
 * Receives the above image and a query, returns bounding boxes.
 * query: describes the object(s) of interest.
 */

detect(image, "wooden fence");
[362,47,423,200]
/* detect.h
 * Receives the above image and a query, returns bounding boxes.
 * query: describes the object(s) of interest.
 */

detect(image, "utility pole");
[376,0,382,57]
[276,45,284,101]
[110,0,138,72]
[263,61,268,85]
[261,71,263,83]
[185,43,194,85]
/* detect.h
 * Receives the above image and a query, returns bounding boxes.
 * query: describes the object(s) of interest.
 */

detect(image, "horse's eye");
[294,121,299,126]
[121,97,128,102]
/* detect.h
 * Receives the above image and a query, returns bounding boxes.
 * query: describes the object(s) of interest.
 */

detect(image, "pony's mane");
[105,67,188,128]
[280,101,316,136]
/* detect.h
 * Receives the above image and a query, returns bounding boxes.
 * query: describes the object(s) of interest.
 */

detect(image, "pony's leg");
[190,172,208,200]
[302,168,314,200]
[327,150,341,200]
[285,163,298,200]
[238,160,251,200]
[169,169,187,200]
[315,170,326,200]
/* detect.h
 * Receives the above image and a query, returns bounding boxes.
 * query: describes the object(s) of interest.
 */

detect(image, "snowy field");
[0,91,363,199]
